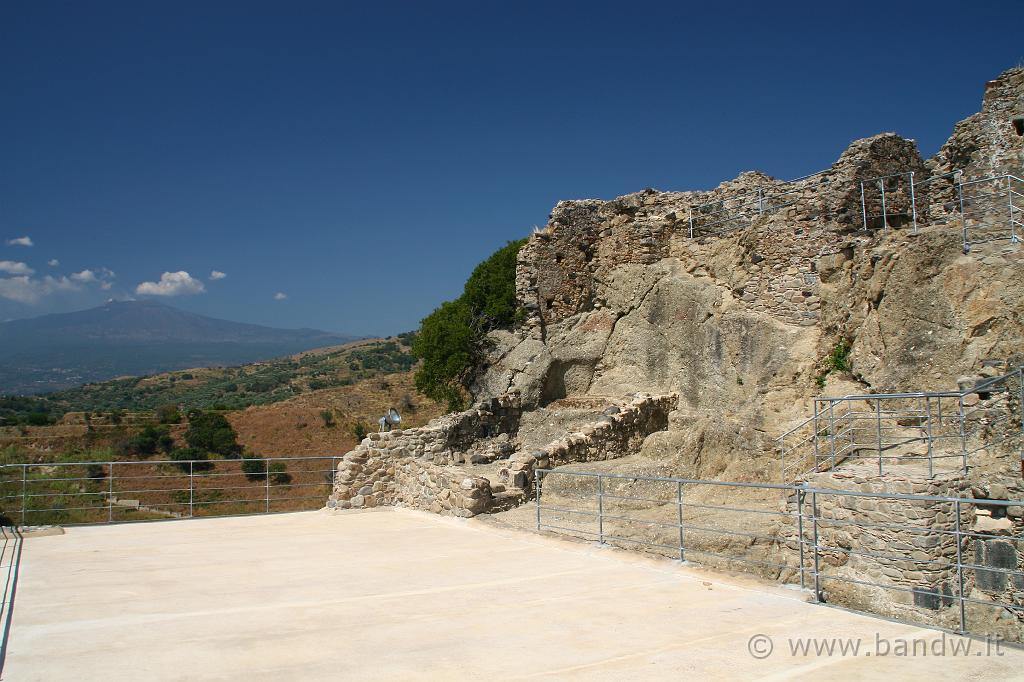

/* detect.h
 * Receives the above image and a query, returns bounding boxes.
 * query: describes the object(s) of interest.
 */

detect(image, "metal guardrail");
[536,469,1024,642]
[859,171,1023,249]
[0,456,338,526]
[778,367,1024,480]
[685,165,1022,252]
[687,170,832,237]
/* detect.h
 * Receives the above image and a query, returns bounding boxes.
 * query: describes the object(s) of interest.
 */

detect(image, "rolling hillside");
[0,300,361,394]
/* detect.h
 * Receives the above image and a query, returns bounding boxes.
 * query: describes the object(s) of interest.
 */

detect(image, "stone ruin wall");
[498,393,677,492]
[517,134,931,336]
[777,469,1024,637]
[932,69,1024,181]
[517,67,1024,342]
[328,392,676,516]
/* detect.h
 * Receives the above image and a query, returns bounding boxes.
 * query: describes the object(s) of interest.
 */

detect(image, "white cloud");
[71,269,98,283]
[6,236,33,247]
[47,259,59,267]
[135,271,206,297]
[0,275,79,304]
[0,261,34,276]
[209,270,227,281]
[273,292,288,301]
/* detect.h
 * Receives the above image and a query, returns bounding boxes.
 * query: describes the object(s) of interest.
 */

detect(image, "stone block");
[974,539,1017,592]
[913,586,942,610]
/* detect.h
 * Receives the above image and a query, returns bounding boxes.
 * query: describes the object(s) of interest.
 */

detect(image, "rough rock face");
[932,68,1024,180]
[476,68,1024,484]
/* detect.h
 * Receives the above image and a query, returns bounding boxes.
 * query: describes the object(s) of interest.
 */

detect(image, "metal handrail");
[535,469,1024,643]
[0,456,339,526]
[777,367,1023,480]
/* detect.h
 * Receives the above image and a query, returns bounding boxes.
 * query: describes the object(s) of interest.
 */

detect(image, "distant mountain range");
[0,300,361,394]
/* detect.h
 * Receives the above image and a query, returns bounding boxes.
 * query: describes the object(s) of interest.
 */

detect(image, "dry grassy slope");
[227,371,445,457]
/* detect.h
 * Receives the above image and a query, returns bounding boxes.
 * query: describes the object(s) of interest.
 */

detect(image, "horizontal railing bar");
[599,534,688,553]
[669,545,795,572]
[594,513,679,530]
[0,457,338,469]
[814,573,960,600]
[957,562,1024,577]
[538,470,797,491]
[807,514,959,537]
[2,468,338,486]
[680,501,791,517]
[537,505,598,518]
[813,542,953,568]
[538,522,599,536]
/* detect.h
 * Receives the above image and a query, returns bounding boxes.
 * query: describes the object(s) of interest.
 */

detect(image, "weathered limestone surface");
[476,67,1024,482]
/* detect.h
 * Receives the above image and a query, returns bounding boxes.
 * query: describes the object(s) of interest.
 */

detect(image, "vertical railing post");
[596,475,604,544]
[958,394,968,474]
[797,487,806,590]
[860,181,868,232]
[189,461,194,519]
[1008,175,1014,242]
[955,499,966,634]
[811,491,821,602]
[20,465,27,526]
[108,461,114,523]
[828,401,837,470]
[812,401,820,471]
[535,472,542,531]
[925,396,935,479]
[1018,368,1024,477]
[757,188,764,215]
[688,207,694,239]
[265,458,271,514]
[677,480,685,562]
[876,399,883,475]
[958,173,968,250]
[780,434,786,482]
[879,178,888,230]
[909,171,918,233]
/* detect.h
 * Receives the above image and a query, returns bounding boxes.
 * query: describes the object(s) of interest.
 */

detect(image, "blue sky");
[1,1,1020,335]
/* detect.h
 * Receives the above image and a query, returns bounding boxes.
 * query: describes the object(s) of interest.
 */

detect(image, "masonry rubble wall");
[497,393,677,491]
[516,133,930,337]
[327,392,676,516]
[777,469,1023,637]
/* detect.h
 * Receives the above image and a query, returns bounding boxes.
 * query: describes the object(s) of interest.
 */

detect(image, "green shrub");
[184,411,242,458]
[26,411,53,426]
[169,447,212,472]
[241,456,267,480]
[352,421,370,441]
[119,425,173,457]
[269,461,290,485]
[320,410,335,428]
[240,457,290,484]
[156,403,181,424]
[816,339,853,387]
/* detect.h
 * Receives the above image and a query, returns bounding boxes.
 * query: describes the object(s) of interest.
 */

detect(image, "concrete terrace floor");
[5,509,1024,681]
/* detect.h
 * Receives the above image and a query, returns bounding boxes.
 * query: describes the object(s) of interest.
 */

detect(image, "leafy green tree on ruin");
[412,238,526,411]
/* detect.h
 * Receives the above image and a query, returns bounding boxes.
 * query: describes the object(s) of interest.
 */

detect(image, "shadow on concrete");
[0,526,24,678]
